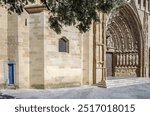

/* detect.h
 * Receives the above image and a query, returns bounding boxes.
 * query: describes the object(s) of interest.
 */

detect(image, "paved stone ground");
[0,83,150,99]
[0,92,15,99]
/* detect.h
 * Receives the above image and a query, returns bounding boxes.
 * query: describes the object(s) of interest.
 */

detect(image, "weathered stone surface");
[0,7,7,87]
[0,0,150,89]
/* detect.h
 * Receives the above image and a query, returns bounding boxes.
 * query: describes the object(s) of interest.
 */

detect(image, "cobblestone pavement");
[0,83,150,99]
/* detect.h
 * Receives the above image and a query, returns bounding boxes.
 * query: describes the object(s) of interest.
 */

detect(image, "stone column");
[88,22,94,85]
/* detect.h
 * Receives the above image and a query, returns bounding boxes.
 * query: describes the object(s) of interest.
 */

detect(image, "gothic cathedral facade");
[0,0,150,89]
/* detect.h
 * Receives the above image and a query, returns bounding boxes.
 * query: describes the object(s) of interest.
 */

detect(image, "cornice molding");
[25,5,46,14]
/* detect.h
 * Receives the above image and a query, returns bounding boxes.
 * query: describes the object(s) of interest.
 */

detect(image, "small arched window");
[59,37,69,53]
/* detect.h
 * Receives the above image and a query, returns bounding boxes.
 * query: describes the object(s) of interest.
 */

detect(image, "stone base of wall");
[45,82,81,89]
[31,84,45,89]
[0,84,19,89]
[0,84,5,89]
[30,83,81,89]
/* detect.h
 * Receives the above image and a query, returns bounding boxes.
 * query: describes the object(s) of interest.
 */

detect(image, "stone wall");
[7,13,19,87]
[43,11,83,88]
[0,7,7,88]
[29,12,45,88]
[1,0,150,89]
[17,11,30,88]
[135,0,150,77]
[82,32,90,85]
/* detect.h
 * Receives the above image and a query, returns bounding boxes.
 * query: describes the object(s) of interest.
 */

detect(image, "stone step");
[107,79,150,84]
[106,77,150,88]
[6,85,16,89]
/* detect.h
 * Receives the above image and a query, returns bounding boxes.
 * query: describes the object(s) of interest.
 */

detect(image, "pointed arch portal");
[106,4,144,77]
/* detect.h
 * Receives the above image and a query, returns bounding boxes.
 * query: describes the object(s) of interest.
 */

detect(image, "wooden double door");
[106,53,113,77]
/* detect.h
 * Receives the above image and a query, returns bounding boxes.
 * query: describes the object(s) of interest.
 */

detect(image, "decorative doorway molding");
[105,2,145,77]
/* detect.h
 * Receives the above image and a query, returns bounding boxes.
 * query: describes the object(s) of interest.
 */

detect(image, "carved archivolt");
[106,4,142,77]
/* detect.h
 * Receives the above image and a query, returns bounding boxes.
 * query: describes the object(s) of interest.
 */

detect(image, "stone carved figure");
[106,31,114,48]
[126,54,129,65]
[129,53,133,66]
[123,53,126,66]
[132,54,135,66]
[136,53,139,66]
[135,41,138,50]
[120,54,122,66]
[117,54,120,66]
